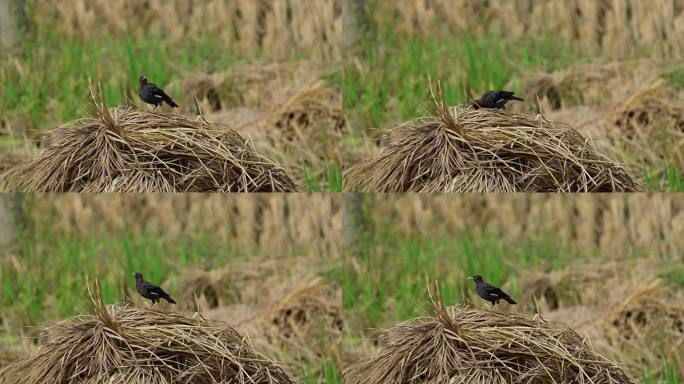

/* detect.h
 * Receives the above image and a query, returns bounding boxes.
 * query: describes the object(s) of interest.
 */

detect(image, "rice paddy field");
[0,0,342,192]
[0,195,343,383]
[339,194,684,383]
[343,0,684,192]
[2,1,684,384]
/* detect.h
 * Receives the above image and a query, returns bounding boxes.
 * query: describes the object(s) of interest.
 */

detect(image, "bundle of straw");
[0,91,300,192]
[345,85,641,192]
[0,291,294,384]
[344,300,636,384]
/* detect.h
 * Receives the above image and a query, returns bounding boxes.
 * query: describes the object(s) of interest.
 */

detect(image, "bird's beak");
[466,276,473,280]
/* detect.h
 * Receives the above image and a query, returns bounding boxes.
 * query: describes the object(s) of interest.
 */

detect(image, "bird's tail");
[164,295,177,304]
[164,96,179,108]
[503,295,517,304]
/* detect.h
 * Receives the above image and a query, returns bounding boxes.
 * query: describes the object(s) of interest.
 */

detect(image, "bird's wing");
[148,84,168,99]
[484,285,507,298]
[143,282,169,297]
[496,91,515,100]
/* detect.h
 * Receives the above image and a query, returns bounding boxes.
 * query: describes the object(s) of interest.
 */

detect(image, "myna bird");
[138,75,178,110]
[467,275,517,309]
[472,90,523,110]
[134,272,176,306]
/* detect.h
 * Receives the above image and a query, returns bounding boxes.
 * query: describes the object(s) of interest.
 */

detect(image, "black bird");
[138,76,178,110]
[472,90,523,110]
[134,272,176,306]
[467,275,517,309]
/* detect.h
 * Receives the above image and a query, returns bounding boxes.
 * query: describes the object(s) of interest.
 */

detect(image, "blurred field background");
[0,0,342,191]
[341,194,684,383]
[0,194,343,383]
[343,0,684,191]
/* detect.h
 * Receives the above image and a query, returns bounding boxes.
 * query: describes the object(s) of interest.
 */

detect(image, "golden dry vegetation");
[343,0,684,191]
[1,1,342,192]
[0,194,343,383]
[341,194,684,383]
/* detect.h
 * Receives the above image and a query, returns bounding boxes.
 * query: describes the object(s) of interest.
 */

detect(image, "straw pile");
[344,298,636,384]
[265,276,343,359]
[31,0,341,60]
[345,87,641,192]
[0,344,30,371]
[181,62,343,171]
[179,259,343,369]
[521,260,684,374]
[518,60,684,179]
[0,292,294,384]
[0,93,300,192]
[372,0,684,59]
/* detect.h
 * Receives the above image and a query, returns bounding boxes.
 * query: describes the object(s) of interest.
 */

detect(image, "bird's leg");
[153,104,158,111]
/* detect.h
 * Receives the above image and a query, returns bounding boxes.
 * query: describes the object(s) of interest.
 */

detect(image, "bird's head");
[467,275,484,283]
[138,76,147,85]
[133,272,143,280]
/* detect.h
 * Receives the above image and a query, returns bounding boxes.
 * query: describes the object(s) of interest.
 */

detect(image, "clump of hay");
[181,73,234,112]
[517,60,684,179]
[519,62,631,112]
[181,260,343,370]
[611,79,684,139]
[519,260,684,378]
[181,61,333,113]
[0,343,31,370]
[344,291,636,384]
[265,79,343,166]
[181,62,342,176]
[607,280,684,340]
[517,60,678,113]
[602,279,684,369]
[345,85,641,192]
[0,290,294,384]
[266,277,343,358]
[0,91,300,192]
[605,78,684,169]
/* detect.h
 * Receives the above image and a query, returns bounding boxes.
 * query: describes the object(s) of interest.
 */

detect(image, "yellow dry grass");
[187,257,342,367]
[344,286,636,384]
[177,257,343,373]
[345,85,641,192]
[355,194,684,259]
[372,0,684,59]
[182,61,343,173]
[19,194,343,259]
[516,60,684,174]
[0,94,302,192]
[522,258,684,379]
[0,286,295,384]
[30,0,341,60]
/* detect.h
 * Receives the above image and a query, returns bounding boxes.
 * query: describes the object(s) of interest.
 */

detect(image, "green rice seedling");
[304,164,343,192]
[301,360,341,384]
[645,163,684,192]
